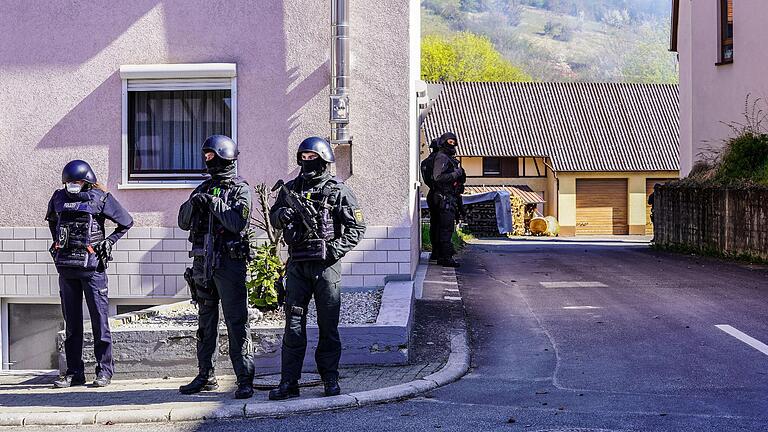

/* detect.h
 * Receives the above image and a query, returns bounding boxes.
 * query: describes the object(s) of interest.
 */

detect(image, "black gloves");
[49,243,57,259]
[93,239,113,267]
[277,207,296,226]
[191,193,214,209]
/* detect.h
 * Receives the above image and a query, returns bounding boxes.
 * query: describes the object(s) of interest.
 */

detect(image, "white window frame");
[118,63,237,190]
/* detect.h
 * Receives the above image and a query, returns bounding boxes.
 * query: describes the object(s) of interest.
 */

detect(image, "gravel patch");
[120,288,383,329]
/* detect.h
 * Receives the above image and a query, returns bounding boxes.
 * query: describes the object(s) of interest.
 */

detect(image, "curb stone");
[2,267,469,426]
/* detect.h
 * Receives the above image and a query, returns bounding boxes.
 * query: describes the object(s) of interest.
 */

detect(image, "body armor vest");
[52,191,106,270]
[285,179,338,261]
[189,177,252,261]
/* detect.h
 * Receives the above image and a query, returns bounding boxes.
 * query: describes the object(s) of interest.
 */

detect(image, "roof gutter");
[669,0,679,52]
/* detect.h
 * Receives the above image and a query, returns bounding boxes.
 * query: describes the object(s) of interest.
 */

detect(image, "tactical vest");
[52,191,106,270]
[285,179,338,261]
[189,177,253,261]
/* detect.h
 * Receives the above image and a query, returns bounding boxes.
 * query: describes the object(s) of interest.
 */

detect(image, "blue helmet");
[296,136,335,164]
[62,160,97,184]
[202,135,238,161]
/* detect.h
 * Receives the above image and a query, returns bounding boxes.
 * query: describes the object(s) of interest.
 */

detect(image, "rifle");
[271,180,332,261]
[188,192,218,283]
[271,180,323,242]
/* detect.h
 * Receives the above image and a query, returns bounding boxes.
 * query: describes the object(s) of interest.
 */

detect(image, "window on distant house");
[483,157,519,177]
[119,64,237,188]
[483,157,502,177]
[719,0,733,63]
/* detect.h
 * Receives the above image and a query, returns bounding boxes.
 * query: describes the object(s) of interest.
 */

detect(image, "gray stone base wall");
[0,225,415,298]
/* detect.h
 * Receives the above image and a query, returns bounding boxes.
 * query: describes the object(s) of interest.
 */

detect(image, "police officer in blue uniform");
[46,160,133,388]
[268,137,366,400]
[178,135,255,399]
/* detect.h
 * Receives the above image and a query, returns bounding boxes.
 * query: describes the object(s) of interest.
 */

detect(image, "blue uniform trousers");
[58,271,113,377]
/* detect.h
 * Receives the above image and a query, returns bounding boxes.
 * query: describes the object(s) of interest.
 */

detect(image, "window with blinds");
[720,0,733,63]
[119,64,237,186]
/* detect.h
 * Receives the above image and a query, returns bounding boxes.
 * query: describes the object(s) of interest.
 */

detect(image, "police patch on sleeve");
[353,208,364,224]
[242,206,250,220]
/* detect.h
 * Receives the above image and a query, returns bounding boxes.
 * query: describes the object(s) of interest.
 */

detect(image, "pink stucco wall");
[677,0,768,176]
[0,0,414,227]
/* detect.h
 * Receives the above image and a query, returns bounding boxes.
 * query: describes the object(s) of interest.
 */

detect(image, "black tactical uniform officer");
[177,135,255,399]
[46,160,134,388]
[431,132,465,268]
[268,137,366,400]
[420,138,440,261]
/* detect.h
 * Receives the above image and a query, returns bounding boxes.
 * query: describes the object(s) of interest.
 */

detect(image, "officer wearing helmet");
[268,137,366,400]
[46,160,133,388]
[177,135,255,399]
[431,132,465,268]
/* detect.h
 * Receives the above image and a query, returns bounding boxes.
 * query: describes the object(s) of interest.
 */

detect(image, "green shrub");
[716,132,768,185]
[246,243,283,310]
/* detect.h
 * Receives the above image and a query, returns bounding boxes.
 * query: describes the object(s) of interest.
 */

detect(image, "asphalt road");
[25,240,768,432]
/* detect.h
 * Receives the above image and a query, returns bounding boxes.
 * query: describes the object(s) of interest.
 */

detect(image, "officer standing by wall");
[46,160,133,388]
[178,135,255,399]
[268,137,366,400]
[420,138,440,261]
[431,132,465,268]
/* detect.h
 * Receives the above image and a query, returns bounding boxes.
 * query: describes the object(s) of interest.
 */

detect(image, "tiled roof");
[464,185,544,204]
[422,82,680,172]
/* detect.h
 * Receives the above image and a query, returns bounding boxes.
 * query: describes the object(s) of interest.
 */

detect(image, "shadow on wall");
[0,0,160,66]
[14,1,334,223]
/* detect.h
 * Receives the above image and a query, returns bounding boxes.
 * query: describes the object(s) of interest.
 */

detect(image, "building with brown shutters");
[421,82,680,236]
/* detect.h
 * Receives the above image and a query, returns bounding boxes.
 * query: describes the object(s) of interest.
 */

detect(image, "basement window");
[118,64,237,189]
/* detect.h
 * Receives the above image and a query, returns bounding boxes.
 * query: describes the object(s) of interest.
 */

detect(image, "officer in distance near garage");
[47,160,134,388]
[268,136,366,400]
[178,135,256,399]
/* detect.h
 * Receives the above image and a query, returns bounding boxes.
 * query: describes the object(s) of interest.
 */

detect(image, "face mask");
[444,145,457,156]
[300,158,327,180]
[65,182,82,194]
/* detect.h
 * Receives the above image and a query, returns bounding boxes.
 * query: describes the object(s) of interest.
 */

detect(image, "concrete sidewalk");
[0,259,470,427]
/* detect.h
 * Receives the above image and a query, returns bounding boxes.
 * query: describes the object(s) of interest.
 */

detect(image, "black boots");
[323,379,341,397]
[235,381,254,399]
[268,380,300,400]
[53,374,86,389]
[179,372,219,395]
[438,258,460,268]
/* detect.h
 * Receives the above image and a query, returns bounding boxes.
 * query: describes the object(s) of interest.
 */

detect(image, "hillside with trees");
[422,0,678,83]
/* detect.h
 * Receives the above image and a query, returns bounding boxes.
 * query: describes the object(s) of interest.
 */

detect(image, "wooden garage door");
[646,179,677,235]
[576,179,628,235]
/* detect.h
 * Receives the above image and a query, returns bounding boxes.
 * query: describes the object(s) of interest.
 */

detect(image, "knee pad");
[286,304,304,317]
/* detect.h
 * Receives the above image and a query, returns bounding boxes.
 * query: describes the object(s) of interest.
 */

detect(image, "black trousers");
[281,259,342,382]
[196,256,254,384]
[427,191,440,258]
[58,270,113,377]
[433,193,457,260]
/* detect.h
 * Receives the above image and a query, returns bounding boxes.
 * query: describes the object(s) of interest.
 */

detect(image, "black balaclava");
[299,156,328,181]
[439,132,458,156]
[205,155,236,179]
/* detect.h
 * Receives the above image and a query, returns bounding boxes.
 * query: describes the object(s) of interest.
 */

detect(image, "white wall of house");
[677,0,768,175]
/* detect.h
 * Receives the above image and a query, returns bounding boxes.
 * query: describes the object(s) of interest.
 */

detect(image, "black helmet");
[296,136,335,164]
[62,160,97,184]
[202,135,238,161]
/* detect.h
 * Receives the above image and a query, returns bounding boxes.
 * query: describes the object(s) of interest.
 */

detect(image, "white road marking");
[444,296,462,301]
[540,281,607,288]
[715,325,768,356]
[445,288,460,293]
[425,280,458,286]
[562,306,602,310]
